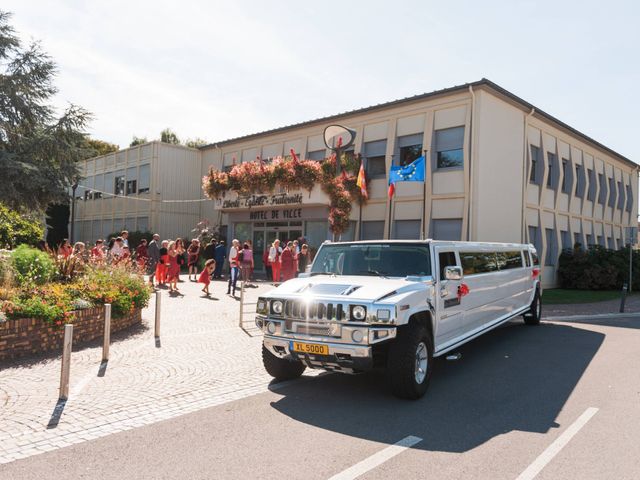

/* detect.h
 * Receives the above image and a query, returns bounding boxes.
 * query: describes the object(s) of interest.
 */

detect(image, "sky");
[3,0,640,166]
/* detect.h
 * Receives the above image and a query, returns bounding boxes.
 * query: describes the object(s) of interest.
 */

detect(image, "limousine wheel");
[523,288,542,325]
[262,345,306,380]
[387,323,433,399]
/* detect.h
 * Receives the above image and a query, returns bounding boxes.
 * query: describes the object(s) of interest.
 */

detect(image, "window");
[137,217,149,233]
[530,145,541,184]
[617,181,625,209]
[561,158,571,193]
[435,127,464,169]
[626,185,633,212]
[84,176,93,200]
[438,251,457,280]
[340,221,357,241]
[431,219,462,241]
[307,150,326,161]
[138,164,150,194]
[94,174,104,199]
[597,235,605,247]
[575,165,585,197]
[545,228,557,266]
[114,170,125,196]
[393,220,420,240]
[547,152,557,189]
[587,169,596,201]
[496,251,523,270]
[342,148,355,164]
[597,173,607,205]
[360,221,385,240]
[528,226,541,253]
[460,252,498,275]
[607,237,614,250]
[126,167,137,196]
[305,220,329,248]
[561,230,571,251]
[524,251,531,267]
[396,133,423,167]
[586,234,594,246]
[574,232,583,248]
[104,172,114,199]
[607,178,616,208]
[364,140,387,178]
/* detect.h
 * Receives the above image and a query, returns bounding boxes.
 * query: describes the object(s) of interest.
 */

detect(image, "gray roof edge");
[200,78,638,169]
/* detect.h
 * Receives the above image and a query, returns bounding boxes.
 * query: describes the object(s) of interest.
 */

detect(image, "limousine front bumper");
[264,335,375,373]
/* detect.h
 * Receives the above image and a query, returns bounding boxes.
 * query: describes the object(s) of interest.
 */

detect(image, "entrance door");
[253,230,266,271]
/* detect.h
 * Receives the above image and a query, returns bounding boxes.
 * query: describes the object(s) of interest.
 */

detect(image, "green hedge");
[0,203,44,249]
[557,246,639,290]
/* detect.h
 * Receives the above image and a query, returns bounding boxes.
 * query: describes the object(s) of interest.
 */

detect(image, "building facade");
[74,79,639,287]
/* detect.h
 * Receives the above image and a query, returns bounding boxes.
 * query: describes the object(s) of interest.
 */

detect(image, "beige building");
[74,79,638,287]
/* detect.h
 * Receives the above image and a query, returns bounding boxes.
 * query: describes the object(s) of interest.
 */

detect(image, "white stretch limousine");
[256,240,542,399]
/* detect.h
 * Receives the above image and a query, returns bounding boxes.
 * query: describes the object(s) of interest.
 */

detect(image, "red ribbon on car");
[457,283,470,300]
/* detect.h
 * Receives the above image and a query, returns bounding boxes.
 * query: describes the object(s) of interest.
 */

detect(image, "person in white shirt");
[226,239,241,296]
[268,239,283,283]
[121,230,129,248]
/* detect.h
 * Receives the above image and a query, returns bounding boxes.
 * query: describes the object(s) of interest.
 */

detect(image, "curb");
[543,312,640,321]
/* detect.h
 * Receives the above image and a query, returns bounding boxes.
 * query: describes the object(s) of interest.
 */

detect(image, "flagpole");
[387,188,393,239]
[421,149,427,240]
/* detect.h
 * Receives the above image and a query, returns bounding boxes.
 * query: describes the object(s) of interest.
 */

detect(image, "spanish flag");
[356,159,368,199]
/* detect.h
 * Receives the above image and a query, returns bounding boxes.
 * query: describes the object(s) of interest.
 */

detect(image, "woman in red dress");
[280,241,296,282]
[166,241,181,292]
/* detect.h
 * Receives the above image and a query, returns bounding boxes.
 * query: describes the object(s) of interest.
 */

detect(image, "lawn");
[542,288,634,305]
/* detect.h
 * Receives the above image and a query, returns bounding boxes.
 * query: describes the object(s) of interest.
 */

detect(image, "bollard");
[102,304,111,361]
[59,324,73,400]
[154,290,161,338]
[619,283,628,313]
[239,279,245,328]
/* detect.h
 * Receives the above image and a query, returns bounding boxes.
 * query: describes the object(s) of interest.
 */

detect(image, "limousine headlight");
[271,300,284,315]
[256,298,268,315]
[350,305,367,321]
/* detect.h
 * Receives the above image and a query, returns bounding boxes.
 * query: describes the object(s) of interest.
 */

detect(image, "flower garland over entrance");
[202,150,369,235]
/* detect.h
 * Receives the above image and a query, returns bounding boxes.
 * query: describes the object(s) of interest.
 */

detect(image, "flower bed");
[202,151,368,234]
[0,306,142,361]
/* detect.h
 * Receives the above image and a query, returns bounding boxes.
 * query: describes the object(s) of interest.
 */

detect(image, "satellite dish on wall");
[323,125,356,151]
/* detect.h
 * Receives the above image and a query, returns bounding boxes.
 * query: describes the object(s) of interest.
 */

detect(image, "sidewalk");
[542,293,640,318]
[0,276,305,464]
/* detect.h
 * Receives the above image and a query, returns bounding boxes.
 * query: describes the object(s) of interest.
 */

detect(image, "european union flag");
[388,155,426,184]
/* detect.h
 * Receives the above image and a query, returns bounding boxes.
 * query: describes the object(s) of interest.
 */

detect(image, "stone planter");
[0,307,142,362]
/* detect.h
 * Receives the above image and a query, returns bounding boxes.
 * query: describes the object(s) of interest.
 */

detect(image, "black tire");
[387,322,433,400]
[262,344,306,381]
[523,286,542,325]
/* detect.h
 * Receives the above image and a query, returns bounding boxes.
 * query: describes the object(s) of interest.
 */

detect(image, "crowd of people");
[36,232,312,299]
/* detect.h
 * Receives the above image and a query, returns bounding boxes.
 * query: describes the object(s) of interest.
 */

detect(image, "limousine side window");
[524,250,532,267]
[496,251,523,270]
[460,252,498,275]
[438,251,457,280]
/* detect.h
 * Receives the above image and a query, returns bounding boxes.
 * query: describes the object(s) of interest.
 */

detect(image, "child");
[198,259,216,295]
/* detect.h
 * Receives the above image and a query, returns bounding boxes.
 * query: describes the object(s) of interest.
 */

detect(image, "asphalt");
[2,315,639,480]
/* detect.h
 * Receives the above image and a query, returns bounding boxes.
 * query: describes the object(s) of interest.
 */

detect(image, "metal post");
[102,304,111,361]
[620,283,628,313]
[69,182,78,243]
[239,278,245,328]
[59,324,73,400]
[154,290,161,338]
[629,243,633,294]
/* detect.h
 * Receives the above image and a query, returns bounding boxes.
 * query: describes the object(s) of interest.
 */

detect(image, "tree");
[0,11,92,212]
[184,137,208,148]
[86,138,118,156]
[130,135,148,147]
[0,203,44,249]
[160,128,180,145]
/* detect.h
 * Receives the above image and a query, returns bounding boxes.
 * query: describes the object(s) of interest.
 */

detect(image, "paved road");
[2,314,639,480]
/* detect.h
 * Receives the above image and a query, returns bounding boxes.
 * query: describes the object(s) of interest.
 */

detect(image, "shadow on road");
[269,321,604,453]
[551,316,640,330]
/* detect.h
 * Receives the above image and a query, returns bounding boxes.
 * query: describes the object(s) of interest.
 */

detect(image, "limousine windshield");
[311,242,432,277]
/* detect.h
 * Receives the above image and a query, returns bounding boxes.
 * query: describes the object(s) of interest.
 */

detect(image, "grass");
[543,288,636,305]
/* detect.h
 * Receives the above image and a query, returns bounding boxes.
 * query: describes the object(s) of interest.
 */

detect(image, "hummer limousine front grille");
[283,300,347,321]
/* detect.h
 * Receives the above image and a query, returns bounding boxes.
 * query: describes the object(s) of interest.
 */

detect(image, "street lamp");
[69,181,79,243]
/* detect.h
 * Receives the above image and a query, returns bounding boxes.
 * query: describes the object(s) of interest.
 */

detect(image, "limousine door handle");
[440,286,449,298]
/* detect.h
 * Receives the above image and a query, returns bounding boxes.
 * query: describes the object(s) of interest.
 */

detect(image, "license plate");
[291,341,329,356]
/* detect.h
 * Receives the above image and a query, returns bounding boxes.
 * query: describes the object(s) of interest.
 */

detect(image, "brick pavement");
[0,276,317,465]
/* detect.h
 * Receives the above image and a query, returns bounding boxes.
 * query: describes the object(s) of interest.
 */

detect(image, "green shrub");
[10,245,56,286]
[0,204,44,249]
[558,245,640,290]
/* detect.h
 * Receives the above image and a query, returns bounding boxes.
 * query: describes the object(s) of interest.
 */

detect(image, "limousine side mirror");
[444,266,463,281]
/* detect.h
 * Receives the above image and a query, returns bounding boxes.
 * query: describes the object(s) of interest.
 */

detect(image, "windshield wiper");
[309,272,333,277]
[359,270,389,278]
